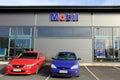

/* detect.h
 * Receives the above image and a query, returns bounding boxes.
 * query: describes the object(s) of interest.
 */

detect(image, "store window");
[0,26,34,61]
[11,27,32,35]
[36,27,92,38]
[0,27,9,61]
[94,27,120,62]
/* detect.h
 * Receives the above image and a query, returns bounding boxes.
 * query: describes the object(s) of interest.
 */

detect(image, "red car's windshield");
[19,53,37,59]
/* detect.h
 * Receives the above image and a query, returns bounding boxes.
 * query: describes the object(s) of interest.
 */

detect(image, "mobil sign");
[50,13,79,22]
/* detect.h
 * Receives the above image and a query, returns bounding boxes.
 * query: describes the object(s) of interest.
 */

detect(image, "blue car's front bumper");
[50,68,80,77]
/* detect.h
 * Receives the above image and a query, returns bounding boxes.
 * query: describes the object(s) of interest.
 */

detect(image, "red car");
[6,51,46,75]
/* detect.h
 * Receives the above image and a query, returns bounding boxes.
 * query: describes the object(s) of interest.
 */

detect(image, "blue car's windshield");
[54,52,77,60]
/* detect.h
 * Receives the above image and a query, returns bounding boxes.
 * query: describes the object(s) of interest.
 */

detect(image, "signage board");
[50,13,78,21]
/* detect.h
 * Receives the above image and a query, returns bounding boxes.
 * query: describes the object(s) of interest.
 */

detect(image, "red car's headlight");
[24,64,34,67]
[7,64,12,67]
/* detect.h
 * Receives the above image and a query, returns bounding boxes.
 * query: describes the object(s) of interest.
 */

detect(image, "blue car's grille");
[57,67,70,69]
[57,73,71,76]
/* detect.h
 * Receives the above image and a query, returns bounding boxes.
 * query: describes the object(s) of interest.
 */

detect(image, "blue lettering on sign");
[50,13,59,21]
[50,13,78,21]
[66,13,78,21]
[66,13,72,21]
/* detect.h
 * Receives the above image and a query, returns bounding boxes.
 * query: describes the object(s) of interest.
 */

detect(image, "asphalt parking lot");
[0,64,120,80]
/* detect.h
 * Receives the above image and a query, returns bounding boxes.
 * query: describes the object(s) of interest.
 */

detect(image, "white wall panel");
[0,13,35,26]
[35,38,92,63]
[93,13,120,26]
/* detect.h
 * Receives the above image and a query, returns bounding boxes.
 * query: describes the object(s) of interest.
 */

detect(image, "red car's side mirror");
[13,56,18,59]
[37,57,40,59]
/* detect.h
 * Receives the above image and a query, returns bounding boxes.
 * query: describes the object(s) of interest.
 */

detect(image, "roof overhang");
[0,6,120,13]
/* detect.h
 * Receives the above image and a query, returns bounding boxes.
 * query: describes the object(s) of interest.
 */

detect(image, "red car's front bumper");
[6,65,36,75]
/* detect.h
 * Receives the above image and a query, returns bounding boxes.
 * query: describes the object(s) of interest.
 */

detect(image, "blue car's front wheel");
[50,74,55,77]
[76,74,80,77]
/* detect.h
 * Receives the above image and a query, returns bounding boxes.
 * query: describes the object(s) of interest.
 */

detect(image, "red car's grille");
[13,65,24,68]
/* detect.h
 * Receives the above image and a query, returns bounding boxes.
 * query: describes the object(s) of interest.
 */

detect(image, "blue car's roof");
[58,52,75,54]
[54,52,77,60]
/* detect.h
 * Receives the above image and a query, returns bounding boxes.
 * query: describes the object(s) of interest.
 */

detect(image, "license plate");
[13,69,21,72]
[59,70,68,73]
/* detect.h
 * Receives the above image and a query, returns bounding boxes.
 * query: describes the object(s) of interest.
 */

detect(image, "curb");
[45,62,120,66]
[79,63,120,66]
[0,61,8,65]
[0,61,120,66]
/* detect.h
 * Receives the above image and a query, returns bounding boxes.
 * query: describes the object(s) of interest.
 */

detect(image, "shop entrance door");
[113,39,120,62]
[9,38,32,58]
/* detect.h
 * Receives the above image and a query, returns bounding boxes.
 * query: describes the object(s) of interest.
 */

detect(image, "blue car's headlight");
[71,64,79,69]
[51,64,57,69]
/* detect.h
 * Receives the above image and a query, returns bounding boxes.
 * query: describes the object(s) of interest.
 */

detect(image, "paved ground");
[0,64,120,80]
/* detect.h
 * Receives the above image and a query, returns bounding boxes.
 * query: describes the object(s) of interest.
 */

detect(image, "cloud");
[0,0,101,5]
[0,0,120,6]
[102,0,120,5]
[0,0,52,5]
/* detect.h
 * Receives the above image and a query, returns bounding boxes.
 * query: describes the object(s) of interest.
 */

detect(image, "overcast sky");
[0,0,120,6]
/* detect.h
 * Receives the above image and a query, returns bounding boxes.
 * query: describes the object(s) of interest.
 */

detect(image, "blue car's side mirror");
[78,58,81,60]
[52,57,55,59]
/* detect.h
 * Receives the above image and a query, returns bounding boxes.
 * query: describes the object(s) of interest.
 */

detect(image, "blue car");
[50,52,81,77]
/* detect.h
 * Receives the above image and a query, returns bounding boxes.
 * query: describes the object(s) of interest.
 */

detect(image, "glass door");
[114,39,120,61]
[113,28,120,62]
[8,27,33,59]
[9,38,32,57]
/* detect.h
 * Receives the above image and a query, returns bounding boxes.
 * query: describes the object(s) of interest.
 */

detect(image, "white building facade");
[0,6,120,63]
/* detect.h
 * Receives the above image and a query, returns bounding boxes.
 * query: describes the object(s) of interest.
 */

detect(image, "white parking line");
[0,75,4,78]
[45,75,50,80]
[113,66,120,70]
[84,66,100,80]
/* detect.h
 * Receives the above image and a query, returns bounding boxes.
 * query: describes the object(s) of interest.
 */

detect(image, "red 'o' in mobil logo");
[50,13,78,21]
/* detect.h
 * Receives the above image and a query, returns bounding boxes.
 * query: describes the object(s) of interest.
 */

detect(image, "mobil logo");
[50,13,78,21]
